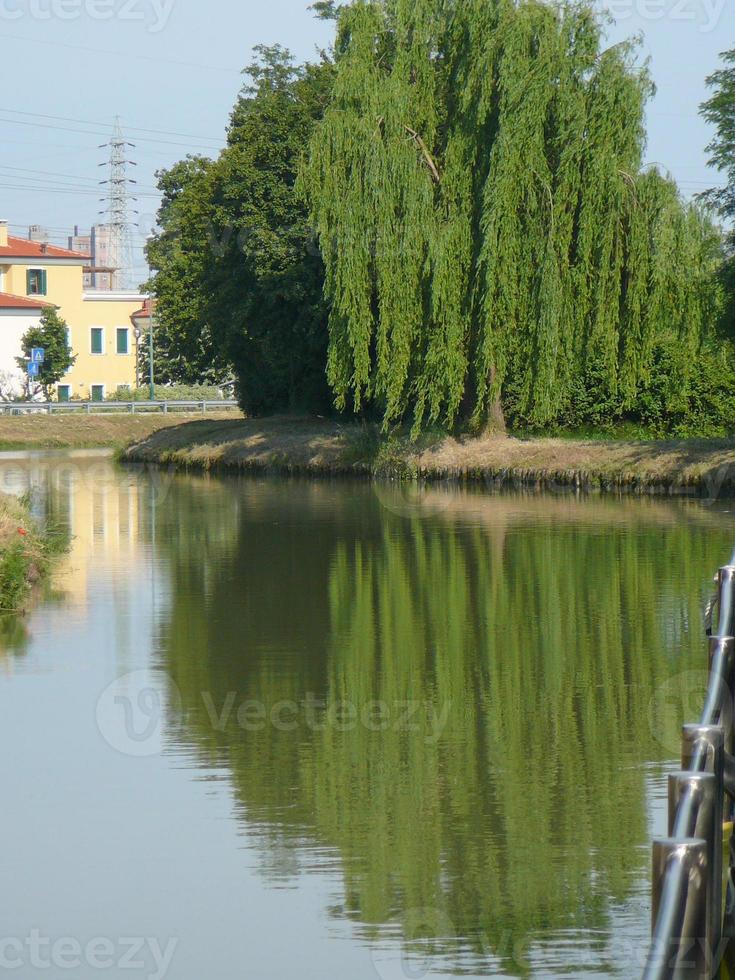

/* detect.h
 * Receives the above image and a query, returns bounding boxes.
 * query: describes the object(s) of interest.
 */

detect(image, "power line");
[0,165,160,193]
[0,181,159,198]
[0,164,99,183]
[0,114,223,151]
[0,108,223,147]
[0,30,242,75]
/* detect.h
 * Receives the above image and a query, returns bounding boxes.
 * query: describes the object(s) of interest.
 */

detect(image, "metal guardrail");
[0,400,240,416]
[643,564,735,979]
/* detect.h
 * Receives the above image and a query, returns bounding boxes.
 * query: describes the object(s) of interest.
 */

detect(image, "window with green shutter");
[91,385,105,403]
[27,269,47,295]
[90,327,104,354]
[116,328,129,355]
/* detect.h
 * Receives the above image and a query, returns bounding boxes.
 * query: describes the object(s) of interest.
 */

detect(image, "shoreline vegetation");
[124,416,735,498]
[0,493,61,616]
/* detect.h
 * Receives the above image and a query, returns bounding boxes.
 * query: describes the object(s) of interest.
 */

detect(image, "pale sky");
[0,0,732,284]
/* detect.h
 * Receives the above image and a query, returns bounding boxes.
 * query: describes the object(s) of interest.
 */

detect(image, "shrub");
[107,384,226,403]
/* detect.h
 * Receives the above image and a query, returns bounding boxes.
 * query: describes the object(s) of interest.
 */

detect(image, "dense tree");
[148,46,333,413]
[702,47,735,221]
[702,46,735,335]
[143,157,227,386]
[17,308,75,400]
[302,0,723,433]
[149,2,728,435]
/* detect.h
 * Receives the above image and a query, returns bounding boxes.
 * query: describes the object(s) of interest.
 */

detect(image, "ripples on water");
[0,452,731,979]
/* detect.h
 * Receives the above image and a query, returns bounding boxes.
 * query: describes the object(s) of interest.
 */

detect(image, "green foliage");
[701,47,735,221]
[17,308,76,400]
[148,45,334,415]
[107,384,225,402]
[303,0,724,435]
[0,540,33,613]
[143,157,228,386]
[701,46,735,342]
[0,492,70,615]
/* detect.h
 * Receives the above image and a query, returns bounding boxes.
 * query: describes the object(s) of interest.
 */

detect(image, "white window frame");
[90,383,106,403]
[90,326,105,355]
[116,326,130,355]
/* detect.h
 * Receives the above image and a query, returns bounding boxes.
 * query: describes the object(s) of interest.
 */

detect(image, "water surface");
[0,452,731,979]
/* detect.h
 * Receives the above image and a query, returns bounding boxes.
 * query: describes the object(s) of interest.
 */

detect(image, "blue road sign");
[31,348,45,364]
[27,361,39,378]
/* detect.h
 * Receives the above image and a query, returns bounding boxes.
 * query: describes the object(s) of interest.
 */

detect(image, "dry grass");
[0,411,241,451]
[123,416,735,497]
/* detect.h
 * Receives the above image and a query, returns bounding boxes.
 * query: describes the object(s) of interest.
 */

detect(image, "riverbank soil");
[123,416,735,497]
[0,411,242,451]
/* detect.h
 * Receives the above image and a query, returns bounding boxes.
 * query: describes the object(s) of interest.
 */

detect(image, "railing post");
[681,730,726,963]
[716,567,735,639]
[705,638,735,751]
[649,838,710,978]
[667,774,717,977]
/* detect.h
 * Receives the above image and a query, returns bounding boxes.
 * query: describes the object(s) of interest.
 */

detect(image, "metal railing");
[643,564,735,978]
[0,400,240,416]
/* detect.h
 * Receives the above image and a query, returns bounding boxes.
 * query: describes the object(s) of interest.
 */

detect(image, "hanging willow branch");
[404,125,441,182]
[301,0,723,434]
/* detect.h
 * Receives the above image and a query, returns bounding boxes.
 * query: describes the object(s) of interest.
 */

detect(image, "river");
[0,450,731,980]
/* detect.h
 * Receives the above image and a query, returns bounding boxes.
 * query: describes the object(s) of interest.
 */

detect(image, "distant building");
[68,224,119,291]
[0,219,144,400]
[28,225,49,244]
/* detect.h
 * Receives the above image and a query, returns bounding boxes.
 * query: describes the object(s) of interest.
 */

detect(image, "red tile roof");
[0,291,55,310]
[0,234,90,260]
[131,297,155,319]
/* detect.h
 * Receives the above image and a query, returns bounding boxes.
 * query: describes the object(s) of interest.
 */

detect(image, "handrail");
[642,565,735,978]
[0,400,239,415]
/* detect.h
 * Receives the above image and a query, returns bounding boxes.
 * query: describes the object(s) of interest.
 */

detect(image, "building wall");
[65,294,143,399]
[0,259,142,399]
[0,309,42,397]
[90,225,117,290]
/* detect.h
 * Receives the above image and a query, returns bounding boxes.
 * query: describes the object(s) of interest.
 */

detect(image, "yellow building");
[0,220,144,400]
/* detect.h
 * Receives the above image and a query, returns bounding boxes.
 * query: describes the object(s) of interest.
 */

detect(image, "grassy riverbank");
[122,416,735,497]
[0,493,60,614]
[0,412,241,451]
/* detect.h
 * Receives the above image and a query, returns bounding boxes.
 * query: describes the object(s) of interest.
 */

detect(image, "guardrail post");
[649,837,710,978]
[668,774,717,977]
[705,638,735,751]
[716,567,735,639]
[681,729,725,964]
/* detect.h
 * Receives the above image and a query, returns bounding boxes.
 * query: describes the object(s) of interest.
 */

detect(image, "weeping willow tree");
[301,0,723,433]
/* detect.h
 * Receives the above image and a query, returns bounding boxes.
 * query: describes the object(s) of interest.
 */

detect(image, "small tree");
[16,308,76,400]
